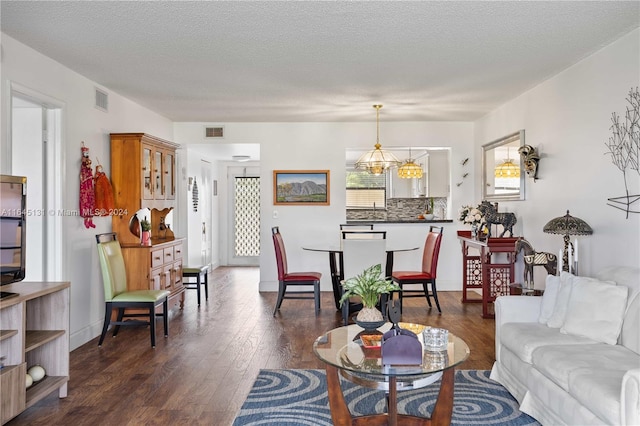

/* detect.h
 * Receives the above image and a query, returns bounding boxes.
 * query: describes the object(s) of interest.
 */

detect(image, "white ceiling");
[2,1,639,124]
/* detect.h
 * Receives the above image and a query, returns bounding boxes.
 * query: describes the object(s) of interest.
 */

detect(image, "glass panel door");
[154,150,164,199]
[142,145,153,199]
[164,152,175,200]
[234,177,260,258]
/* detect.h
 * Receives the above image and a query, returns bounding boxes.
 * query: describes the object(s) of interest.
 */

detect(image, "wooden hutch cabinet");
[110,133,184,308]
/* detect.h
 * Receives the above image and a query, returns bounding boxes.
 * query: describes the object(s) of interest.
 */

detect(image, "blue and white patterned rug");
[233,369,539,425]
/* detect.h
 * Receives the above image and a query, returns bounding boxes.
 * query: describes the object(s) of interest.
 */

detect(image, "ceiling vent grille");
[204,126,224,139]
[95,88,108,112]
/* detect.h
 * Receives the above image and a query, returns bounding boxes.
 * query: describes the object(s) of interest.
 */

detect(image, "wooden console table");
[457,231,519,318]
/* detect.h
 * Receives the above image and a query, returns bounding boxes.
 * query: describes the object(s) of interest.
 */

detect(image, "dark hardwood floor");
[9,266,495,425]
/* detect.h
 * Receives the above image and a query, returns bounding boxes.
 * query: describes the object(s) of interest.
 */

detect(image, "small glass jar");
[423,327,448,351]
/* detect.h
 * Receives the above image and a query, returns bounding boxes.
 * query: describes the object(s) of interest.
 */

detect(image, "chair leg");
[113,308,125,337]
[149,305,156,348]
[163,298,169,337]
[196,273,202,306]
[314,281,320,315]
[431,280,442,313]
[273,280,286,316]
[98,303,112,346]
[203,271,209,300]
[423,282,433,308]
[342,296,349,326]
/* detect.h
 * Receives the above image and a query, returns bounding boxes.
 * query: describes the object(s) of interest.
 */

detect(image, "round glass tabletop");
[313,323,470,379]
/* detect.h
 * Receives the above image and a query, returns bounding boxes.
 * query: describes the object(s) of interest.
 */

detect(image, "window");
[346,170,386,208]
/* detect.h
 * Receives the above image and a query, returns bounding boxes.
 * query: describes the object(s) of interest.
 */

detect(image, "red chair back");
[421,228,443,277]
[272,227,288,280]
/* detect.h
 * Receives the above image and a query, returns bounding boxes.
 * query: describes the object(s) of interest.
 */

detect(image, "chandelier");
[354,104,401,175]
[494,148,521,178]
[397,148,423,179]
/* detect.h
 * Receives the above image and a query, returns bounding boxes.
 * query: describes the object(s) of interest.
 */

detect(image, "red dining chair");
[272,226,321,316]
[391,226,444,313]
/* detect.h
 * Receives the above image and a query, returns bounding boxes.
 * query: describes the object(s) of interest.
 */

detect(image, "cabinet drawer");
[173,261,183,286]
[163,248,174,263]
[151,249,164,269]
[173,243,183,260]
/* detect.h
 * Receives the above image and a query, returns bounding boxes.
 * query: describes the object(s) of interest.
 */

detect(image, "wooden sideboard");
[457,231,519,318]
[120,238,185,309]
[0,281,70,424]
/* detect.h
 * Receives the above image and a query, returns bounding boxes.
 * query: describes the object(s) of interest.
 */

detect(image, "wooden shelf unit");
[0,281,70,425]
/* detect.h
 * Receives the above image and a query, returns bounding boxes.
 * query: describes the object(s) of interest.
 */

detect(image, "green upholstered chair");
[96,233,170,348]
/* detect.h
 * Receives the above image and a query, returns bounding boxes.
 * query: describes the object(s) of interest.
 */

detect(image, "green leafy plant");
[339,264,400,309]
[140,217,151,232]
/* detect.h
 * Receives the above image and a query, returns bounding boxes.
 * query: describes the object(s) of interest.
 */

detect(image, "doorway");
[228,166,260,266]
[10,87,63,281]
[200,160,213,268]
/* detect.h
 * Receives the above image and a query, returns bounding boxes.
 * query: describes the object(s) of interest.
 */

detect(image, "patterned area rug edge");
[233,369,540,426]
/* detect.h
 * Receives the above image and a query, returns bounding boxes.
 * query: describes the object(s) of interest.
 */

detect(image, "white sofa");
[491,266,640,425]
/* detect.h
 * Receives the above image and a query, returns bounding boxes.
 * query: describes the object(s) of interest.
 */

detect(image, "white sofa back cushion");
[596,266,640,354]
[538,274,560,324]
[547,272,575,328]
[561,277,628,345]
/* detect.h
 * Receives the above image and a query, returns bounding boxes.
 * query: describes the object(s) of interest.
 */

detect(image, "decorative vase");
[471,224,479,239]
[141,230,151,246]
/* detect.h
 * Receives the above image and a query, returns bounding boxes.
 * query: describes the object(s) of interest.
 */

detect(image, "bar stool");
[182,265,209,306]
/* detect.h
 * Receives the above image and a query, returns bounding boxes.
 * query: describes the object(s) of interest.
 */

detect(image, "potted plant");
[424,197,435,220]
[339,263,400,323]
[140,216,151,245]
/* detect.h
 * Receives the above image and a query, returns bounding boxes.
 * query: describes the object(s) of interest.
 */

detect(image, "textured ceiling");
[1,1,639,122]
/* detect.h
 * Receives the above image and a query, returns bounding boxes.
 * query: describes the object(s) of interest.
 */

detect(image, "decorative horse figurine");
[515,238,558,286]
[477,201,517,238]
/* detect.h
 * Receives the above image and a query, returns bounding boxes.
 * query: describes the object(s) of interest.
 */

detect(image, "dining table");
[302,242,419,310]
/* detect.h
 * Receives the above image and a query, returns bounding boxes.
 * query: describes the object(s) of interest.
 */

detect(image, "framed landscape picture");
[273,170,330,205]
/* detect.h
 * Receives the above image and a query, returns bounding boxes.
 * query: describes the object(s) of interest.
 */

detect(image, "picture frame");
[273,170,330,205]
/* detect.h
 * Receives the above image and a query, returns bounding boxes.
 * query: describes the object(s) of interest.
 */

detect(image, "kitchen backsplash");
[347,197,448,221]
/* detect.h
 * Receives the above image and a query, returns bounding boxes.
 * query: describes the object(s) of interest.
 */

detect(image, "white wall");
[474,28,640,277]
[174,121,475,293]
[0,34,173,350]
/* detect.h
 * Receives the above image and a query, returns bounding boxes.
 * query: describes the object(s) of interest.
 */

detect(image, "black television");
[0,175,26,299]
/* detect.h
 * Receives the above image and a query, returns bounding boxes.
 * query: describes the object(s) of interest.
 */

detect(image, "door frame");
[227,165,260,266]
[8,81,65,281]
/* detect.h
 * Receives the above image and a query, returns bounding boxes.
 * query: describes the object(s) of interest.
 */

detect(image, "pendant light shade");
[494,147,521,178]
[354,105,401,175]
[397,148,423,179]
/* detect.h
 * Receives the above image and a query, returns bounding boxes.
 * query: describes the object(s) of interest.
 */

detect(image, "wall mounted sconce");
[518,144,540,181]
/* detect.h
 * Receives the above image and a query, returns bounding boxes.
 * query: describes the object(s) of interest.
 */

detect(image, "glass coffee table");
[313,323,470,425]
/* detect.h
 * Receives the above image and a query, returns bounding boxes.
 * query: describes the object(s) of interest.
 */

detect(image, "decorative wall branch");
[518,144,540,181]
[605,87,640,218]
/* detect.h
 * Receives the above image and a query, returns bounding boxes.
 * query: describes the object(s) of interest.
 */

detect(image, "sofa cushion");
[570,369,627,425]
[561,277,628,345]
[547,272,575,328]
[532,343,639,392]
[501,322,595,363]
[538,274,560,324]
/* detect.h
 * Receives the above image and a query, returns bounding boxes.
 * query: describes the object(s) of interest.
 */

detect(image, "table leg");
[325,365,352,425]
[324,365,456,426]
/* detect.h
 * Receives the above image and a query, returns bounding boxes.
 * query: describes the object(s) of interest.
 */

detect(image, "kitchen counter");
[345,219,453,224]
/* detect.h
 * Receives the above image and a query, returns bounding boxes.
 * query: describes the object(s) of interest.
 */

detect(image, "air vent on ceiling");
[204,126,224,139]
[95,88,108,112]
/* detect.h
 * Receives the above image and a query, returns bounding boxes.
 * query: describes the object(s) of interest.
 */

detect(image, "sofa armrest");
[494,296,542,363]
[494,295,542,325]
[622,368,640,425]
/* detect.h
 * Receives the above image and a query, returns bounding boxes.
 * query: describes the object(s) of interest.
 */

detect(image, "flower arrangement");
[459,204,485,228]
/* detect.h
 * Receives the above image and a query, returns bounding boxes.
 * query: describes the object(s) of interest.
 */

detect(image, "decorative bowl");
[353,315,386,331]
